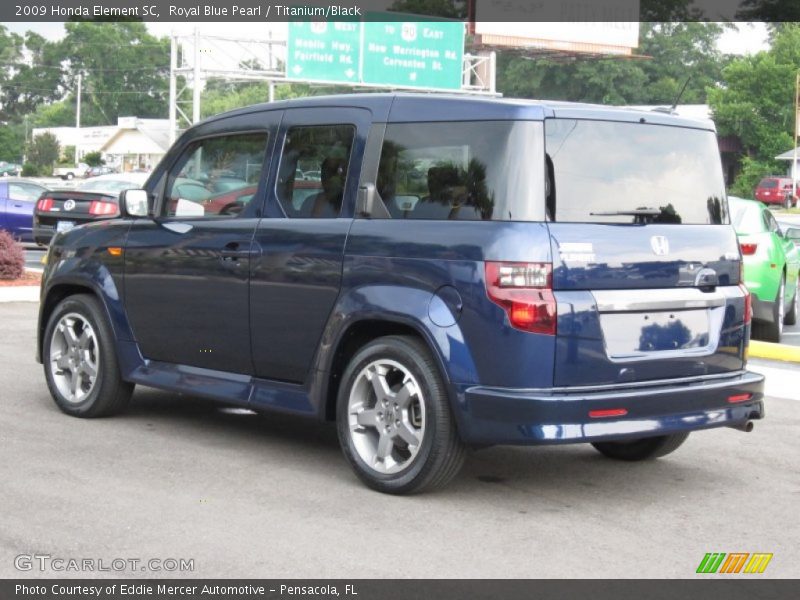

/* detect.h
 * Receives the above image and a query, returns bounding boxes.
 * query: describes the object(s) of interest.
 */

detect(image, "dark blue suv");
[37,94,765,493]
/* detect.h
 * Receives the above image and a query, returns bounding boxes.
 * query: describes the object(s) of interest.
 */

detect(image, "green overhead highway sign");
[286,15,465,90]
[362,19,464,90]
[286,21,361,83]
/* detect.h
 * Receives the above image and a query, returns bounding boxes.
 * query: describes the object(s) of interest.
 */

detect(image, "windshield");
[728,199,764,234]
[545,119,728,224]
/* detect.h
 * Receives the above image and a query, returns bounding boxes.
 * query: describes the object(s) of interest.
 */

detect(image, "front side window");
[164,132,268,218]
[376,121,545,221]
[275,125,355,218]
[545,119,727,224]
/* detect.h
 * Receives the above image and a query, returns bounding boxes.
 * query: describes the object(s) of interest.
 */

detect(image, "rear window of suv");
[757,178,779,188]
[545,119,728,225]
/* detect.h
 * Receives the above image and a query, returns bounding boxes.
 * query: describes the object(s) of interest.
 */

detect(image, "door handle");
[219,241,262,261]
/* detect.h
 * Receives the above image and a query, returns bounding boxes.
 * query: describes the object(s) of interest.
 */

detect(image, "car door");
[6,182,43,241]
[249,107,370,383]
[124,116,280,374]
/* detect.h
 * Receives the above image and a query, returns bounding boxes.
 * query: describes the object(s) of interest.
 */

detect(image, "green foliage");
[59,146,76,164]
[27,132,60,170]
[21,163,41,177]
[0,230,25,281]
[728,157,782,199]
[83,151,104,167]
[708,24,800,193]
[496,23,729,105]
[61,22,170,125]
[0,123,24,162]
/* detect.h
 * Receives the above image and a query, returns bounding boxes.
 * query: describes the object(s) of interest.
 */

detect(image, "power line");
[0,62,170,72]
[0,84,168,95]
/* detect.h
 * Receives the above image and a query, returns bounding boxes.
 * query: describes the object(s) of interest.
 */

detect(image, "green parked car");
[728,196,800,342]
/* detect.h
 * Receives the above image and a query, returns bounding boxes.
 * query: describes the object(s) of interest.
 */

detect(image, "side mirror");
[120,189,150,218]
[785,227,800,241]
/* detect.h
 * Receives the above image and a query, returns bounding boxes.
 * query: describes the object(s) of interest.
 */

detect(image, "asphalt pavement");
[0,302,798,579]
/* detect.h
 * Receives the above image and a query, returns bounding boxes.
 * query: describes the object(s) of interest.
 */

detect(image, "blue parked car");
[0,179,48,243]
[37,94,764,493]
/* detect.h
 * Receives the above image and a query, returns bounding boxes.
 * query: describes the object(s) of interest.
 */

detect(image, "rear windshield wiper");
[590,208,663,217]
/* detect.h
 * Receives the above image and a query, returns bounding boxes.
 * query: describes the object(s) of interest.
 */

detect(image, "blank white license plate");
[56,221,75,233]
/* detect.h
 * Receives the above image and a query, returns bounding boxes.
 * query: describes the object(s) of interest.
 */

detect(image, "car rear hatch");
[545,115,748,387]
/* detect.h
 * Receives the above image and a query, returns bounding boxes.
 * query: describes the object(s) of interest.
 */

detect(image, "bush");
[83,151,104,167]
[21,163,41,177]
[0,230,25,280]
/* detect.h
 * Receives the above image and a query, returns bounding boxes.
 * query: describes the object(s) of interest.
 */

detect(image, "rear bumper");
[32,223,55,246]
[456,370,765,445]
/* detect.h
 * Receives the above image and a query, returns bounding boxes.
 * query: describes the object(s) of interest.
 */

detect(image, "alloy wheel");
[347,359,426,475]
[49,313,99,404]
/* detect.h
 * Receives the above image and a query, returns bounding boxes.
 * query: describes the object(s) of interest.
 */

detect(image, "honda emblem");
[650,235,669,256]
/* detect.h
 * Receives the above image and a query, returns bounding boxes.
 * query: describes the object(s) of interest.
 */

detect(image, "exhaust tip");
[729,420,754,433]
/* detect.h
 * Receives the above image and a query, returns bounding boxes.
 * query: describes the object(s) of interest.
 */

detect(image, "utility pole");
[192,27,201,124]
[74,73,82,166]
[169,33,178,144]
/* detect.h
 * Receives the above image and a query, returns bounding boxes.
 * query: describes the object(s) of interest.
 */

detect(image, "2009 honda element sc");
[37,94,765,494]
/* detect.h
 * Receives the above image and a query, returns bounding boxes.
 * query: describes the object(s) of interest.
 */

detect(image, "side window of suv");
[164,132,268,218]
[374,121,544,222]
[275,125,355,218]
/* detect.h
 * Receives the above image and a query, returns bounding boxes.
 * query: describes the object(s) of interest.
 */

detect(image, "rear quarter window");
[375,121,545,222]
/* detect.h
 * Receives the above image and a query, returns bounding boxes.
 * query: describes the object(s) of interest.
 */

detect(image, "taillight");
[37,198,54,211]
[739,283,752,325]
[88,201,118,216]
[485,262,556,335]
[740,242,757,255]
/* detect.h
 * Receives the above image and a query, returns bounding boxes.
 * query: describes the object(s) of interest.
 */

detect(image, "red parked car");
[754,176,798,208]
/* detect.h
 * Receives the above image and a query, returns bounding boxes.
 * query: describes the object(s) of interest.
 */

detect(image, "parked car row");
[0,174,148,245]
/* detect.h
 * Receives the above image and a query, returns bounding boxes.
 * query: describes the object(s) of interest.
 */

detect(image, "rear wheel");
[43,294,133,417]
[754,275,785,343]
[591,432,689,461]
[785,275,799,326]
[336,335,465,494]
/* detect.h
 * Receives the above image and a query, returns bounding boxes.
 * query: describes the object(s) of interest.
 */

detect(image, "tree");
[27,132,60,171]
[496,23,729,105]
[708,24,800,187]
[60,22,170,125]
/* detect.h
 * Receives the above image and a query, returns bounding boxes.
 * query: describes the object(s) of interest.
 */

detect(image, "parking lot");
[1,301,798,579]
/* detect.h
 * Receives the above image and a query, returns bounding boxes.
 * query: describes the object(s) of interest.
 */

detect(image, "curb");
[749,340,800,364]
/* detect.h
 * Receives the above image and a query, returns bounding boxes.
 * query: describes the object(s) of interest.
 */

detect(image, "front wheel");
[43,294,133,417]
[336,335,465,494]
[591,432,690,461]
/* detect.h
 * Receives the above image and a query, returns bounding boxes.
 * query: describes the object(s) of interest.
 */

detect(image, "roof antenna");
[670,76,692,113]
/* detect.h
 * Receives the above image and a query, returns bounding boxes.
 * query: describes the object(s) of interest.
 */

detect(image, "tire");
[336,335,466,494]
[65,172,74,180]
[591,432,690,461]
[755,274,785,343]
[43,294,133,417]
[785,275,799,326]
